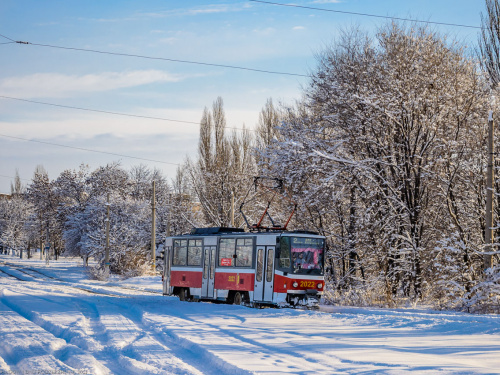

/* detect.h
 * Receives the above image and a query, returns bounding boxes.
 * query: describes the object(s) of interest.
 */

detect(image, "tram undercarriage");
[169,285,321,309]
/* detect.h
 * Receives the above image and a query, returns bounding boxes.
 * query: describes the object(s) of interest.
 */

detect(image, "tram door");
[254,246,275,302]
[201,246,216,298]
[163,245,172,295]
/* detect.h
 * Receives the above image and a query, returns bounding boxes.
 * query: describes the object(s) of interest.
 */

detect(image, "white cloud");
[186,6,230,15]
[311,0,342,3]
[158,37,178,45]
[0,70,184,99]
[134,4,243,19]
[252,27,276,36]
[293,26,306,30]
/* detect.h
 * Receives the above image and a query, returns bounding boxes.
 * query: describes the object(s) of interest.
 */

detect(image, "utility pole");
[104,193,110,276]
[45,221,49,265]
[231,191,235,227]
[164,207,171,295]
[485,111,494,271]
[40,225,43,260]
[151,180,156,274]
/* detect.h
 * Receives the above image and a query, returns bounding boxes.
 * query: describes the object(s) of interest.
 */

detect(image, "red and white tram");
[162,227,325,307]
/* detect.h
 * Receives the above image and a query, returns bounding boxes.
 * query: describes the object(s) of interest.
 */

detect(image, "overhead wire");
[0,95,259,174]
[0,95,256,133]
[248,0,482,30]
[0,133,182,166]
[0,32,309,78]
[0,5,482,182]
[0,33,15,42]
[0,174,30,182]
[0,95,198,126]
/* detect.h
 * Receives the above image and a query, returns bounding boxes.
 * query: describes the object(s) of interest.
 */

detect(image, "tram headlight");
[292,281,298,288]
[317,283,323,289]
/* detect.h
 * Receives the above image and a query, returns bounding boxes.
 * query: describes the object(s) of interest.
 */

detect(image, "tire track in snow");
[0,283,144,375]
[0,286,112,374]
[73,297,205,375]
[145,318,254,375]
[75,299,153,375]
[116,300,255,375]
[2,262,132,298]
[0,267,201,375]
[75,293,248,375]
[0,262,166,374]
[185,313,334,372]
[3,260,293,374]
[0,267,26,281]
[2,260,163,297]
[0,297,92,375]
[143,309,334,374]
[0,269,136,374]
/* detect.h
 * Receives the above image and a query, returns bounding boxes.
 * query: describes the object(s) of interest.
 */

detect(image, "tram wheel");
[233,291,243,305]
[179,288,187,301]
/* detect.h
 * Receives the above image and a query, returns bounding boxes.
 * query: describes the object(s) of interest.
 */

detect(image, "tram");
[162,227,325,307]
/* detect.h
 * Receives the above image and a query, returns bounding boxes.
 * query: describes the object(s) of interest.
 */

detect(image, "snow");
[1,254,499,374]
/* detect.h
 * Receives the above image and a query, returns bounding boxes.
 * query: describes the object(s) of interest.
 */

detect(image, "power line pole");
[485,111,494,271]
[105,193,110,276]
[45,221,49,265]
[231,191,235,227]
[151,180,156,274]
[39,222,43,260]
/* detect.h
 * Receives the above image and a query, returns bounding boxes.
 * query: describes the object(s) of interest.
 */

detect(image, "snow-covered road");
[0,255,499,374]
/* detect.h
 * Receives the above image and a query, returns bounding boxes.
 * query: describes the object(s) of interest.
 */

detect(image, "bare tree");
[479,0,500,87]
[263,23,491,306]
[10,169,25,196]
[189,97,255,227]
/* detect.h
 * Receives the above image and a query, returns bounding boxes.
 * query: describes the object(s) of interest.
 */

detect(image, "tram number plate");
[228,276,236,282]
[299,281,316,288]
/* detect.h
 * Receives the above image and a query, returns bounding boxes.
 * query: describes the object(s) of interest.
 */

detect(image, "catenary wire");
[0,96,198,126]
[0,31,308,77]
[0,174,30,182]
[0,95,255,132]
[248,0,482,30]
[0,133,182,166]
[4,39,309,78]
[0,33,15,42]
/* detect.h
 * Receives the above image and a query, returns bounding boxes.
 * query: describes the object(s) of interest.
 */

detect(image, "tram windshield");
[279,236,324,275]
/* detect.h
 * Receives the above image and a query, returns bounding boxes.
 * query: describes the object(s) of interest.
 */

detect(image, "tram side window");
[279,237,291,269]
[173,239,202,266]
[187,239,203,266]
[235,238,253,267]
[219,238,253,267]
[219,238,235,266]
[173,240,187,266]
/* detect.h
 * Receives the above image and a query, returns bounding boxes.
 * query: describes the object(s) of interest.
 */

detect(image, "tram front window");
[283,237,324,275]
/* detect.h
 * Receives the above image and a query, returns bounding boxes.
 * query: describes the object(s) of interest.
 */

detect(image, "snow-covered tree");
[26,165,65,259]
[262,23,492,306]
[0,195,33,256]
[188,97,256,228]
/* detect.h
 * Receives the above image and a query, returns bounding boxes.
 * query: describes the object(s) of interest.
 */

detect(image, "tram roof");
[175,227,321,237]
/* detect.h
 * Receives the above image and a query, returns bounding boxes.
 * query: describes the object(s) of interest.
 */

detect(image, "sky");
[0,0,484,194]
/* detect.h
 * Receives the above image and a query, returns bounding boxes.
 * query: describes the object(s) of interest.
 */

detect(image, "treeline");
[256,24,500,313]
[0,163,200,277]
[1,23,499,312]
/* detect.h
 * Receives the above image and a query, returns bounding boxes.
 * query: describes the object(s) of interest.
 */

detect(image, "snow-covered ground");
[0,254,499,375]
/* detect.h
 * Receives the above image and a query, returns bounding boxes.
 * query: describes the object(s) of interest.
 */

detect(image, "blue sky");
[0,0,484,193]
